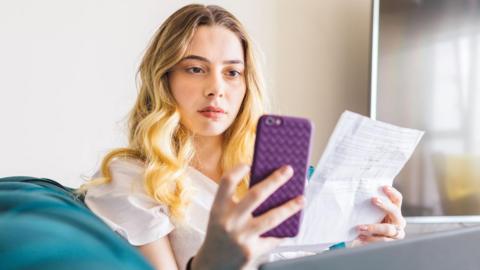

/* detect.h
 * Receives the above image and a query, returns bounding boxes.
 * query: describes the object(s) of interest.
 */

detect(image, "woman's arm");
[138,236,178,270]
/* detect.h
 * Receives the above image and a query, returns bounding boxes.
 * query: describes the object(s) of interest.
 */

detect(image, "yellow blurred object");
[434,154,480,215]
[445,155,480,201]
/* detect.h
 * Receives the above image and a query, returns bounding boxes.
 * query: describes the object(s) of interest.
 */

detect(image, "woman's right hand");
[192,164,305,270]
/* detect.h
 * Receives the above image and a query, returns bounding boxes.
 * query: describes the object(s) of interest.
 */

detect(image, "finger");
[237,165,294,215]
[249,196,305,235]
[358,223,404,239]
[357,234,394,244]
[372,197,406,228]
[382,186,403,207]
[215,164,250,204]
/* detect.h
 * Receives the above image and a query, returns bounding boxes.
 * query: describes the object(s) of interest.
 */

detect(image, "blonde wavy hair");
[78,4,268,221]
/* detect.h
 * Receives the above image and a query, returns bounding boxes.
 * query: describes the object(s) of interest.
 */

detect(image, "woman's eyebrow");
[181,55,244,65]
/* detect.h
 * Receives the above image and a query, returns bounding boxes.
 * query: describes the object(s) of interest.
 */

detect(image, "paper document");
[280,111,424,252]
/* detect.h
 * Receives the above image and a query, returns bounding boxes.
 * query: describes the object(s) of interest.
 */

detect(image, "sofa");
[0,176,154,270]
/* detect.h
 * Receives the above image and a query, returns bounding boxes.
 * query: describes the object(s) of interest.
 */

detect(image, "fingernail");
[358,231,369,237]
[358,225,368,231]
[283,165,293,176]
[358,235,367,240]
[373,198,383,206]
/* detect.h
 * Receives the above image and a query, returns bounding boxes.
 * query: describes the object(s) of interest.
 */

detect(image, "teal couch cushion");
[0,176,153,270]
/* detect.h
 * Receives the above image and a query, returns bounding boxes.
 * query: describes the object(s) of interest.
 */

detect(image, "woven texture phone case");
[250,115,313,237]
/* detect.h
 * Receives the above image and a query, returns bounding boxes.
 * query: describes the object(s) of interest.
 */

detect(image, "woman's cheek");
[234,89,247,111]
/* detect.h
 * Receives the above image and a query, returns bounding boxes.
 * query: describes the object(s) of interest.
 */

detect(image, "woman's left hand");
[352,186,406,246]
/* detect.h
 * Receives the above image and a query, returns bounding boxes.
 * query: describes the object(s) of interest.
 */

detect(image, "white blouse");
[84,158,217,270]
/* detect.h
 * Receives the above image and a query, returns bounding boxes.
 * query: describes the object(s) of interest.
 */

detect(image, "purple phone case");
[250,114,313,237]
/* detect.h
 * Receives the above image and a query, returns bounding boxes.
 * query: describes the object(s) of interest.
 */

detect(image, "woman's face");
[169,25,246,137]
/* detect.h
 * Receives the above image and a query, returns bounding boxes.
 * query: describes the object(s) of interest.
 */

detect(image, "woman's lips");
[198,106,226,120]
[198,111,225,119]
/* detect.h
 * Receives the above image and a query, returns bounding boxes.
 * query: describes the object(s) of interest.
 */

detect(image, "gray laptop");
[260,225,480,270]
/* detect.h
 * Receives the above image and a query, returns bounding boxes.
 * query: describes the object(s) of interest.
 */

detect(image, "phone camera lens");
[265,117,275,126]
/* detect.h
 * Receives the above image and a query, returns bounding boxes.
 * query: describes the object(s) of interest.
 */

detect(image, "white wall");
[0,0,371,187]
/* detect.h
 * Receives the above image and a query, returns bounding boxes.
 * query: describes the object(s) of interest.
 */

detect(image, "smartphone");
[249,114,313,238]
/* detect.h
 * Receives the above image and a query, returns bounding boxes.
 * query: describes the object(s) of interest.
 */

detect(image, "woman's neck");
[192,135,223,183]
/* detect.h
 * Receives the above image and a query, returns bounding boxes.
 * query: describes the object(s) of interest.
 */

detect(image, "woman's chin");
[195,129,226,137]
[192,124,229,137]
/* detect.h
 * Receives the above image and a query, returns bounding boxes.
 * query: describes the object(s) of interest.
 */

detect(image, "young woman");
[81,4,406,270]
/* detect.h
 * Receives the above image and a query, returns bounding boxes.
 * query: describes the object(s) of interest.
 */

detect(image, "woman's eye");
[226,70,241,78]
[186,67,205,74]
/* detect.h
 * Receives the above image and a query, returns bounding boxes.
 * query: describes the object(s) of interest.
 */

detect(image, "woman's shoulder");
[86,157,147,195]
[85,157,175,246]
[108,157,146,175]
[100,158,146,183]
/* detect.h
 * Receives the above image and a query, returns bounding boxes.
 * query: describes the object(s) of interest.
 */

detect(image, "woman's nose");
[204,71,225,98]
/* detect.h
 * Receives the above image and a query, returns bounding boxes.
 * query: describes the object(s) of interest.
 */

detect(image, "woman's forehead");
[184,25,244,64]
